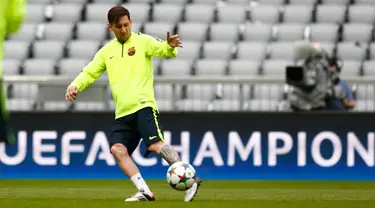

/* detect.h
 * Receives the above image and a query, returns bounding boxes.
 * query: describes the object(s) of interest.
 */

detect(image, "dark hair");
[107,6,130,24]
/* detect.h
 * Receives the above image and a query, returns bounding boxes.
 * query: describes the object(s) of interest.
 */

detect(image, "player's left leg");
[136,107,202,202]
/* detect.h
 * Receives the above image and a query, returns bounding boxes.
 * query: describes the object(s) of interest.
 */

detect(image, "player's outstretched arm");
[145,32,183,58]
[6,0,26,36]
[65,51,106,101]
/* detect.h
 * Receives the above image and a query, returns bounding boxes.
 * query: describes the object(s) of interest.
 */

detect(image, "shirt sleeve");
[6,0,26,36]
[143,34,178,58]
[341,81,354,100]
[69,50,106,92]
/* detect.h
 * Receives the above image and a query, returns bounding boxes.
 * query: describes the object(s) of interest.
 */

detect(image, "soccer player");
[65,6,202,202]
[0,0,26,144]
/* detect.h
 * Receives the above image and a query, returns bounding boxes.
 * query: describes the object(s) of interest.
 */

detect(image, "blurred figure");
[286,41,346,112]
[0,0,26,144]
[326,57,356,111]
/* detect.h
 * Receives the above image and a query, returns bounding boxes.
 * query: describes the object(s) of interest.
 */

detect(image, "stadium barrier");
[1,112,375,180]
[4,75,375,112]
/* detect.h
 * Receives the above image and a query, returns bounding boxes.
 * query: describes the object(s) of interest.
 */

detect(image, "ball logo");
[128,47,136,56]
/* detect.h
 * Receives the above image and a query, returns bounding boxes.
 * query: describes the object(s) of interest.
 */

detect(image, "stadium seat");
[242,23,273,42]
[194,59,228,76]
[216,5,247,23]
[52,3,84,22]
[362,60,375,76]
[250,5,280,23]
[152,4,184,23]
[355,100,375,111]
[74,102,106,111]
[59,0,88,3]
[42,22,74,41]
[28,0,54,3]
[236,41,267,61]
[268,42,295,60]
[356,85,375,100]
[288,0,317,5]
[32,40,65,59]
[11,83,39,100]
[261,59,292,76]
[225,0,250,5]
[122,3,151,23]
[176,41,202,60]
[143,22,176,40]
[342,23,373,42]
[92,0,121,3]
[159,0,187,4]
[210,100,242,111]
[23,59,56,75]
[176,99,209,111]
[43,101,71,111]
[185,84,215,100]
[177,22,209,42]
[76,22,107,41]
[209,23,239,42]
[156,100,174,111]
[355,0,375,4]
[252,84,283,100]
[7,23,38,41]
[228,60,260,76]
[127,0,152,3]
[369,44,375,60]
[58,58,90,76]
[309,23,339,42]
[275,23,306,41]
[315,5,346,23]
[193,0,220,4]
[202,41,233,59]
[2,59,21,75]
[3,41,30,60]
[340,60,362,78]
[66,40,101,59]
[184,4,216,23]
[336,42,367,61]
[245,99,279,111]
[282,5,313,23]
[216,84,251,100]
[85,3,119,23]
[256,0,285,5]
[25,4,47,23]
[154,84,180,100]
[348,5,375,24]
[160,59,193,76]
[6,99,35,111]
[321,0,350,4]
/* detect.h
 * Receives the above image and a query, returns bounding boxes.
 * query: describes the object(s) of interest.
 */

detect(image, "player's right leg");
[109,117,155,202]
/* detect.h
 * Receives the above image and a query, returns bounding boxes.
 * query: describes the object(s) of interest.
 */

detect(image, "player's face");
[108,15,132,42]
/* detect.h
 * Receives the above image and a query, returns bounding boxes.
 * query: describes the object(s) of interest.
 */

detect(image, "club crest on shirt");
[128,47,136,56]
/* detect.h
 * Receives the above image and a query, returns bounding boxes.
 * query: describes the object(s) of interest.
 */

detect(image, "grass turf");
[0,180,375,208]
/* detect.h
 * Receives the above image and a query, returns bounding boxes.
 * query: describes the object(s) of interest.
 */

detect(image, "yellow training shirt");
[69,32,177,119]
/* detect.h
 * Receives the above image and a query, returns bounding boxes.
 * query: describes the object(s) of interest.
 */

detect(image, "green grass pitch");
[1,180,375,208]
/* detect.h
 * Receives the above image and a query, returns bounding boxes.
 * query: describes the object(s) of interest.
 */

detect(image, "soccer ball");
[166,161,196,191]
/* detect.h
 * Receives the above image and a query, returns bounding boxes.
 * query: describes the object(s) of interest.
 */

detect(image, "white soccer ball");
[166,161,197,191]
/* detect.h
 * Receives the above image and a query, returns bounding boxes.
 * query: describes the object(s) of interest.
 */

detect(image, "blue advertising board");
[0,112,374,180]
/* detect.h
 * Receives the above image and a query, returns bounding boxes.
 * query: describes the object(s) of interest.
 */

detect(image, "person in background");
[326,57,356,111]
[0,0,26,144]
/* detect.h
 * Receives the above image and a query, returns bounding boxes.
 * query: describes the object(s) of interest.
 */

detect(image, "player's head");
[107,6,132,42]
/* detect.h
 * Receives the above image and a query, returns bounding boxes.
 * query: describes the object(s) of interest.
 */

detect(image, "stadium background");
[1,0,375,181]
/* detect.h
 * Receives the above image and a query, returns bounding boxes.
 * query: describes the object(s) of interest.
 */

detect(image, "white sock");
[130,173,152,195]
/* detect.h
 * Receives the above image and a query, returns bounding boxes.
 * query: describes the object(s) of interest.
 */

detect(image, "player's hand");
[65,86,78,101]
[167,32,183,48]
